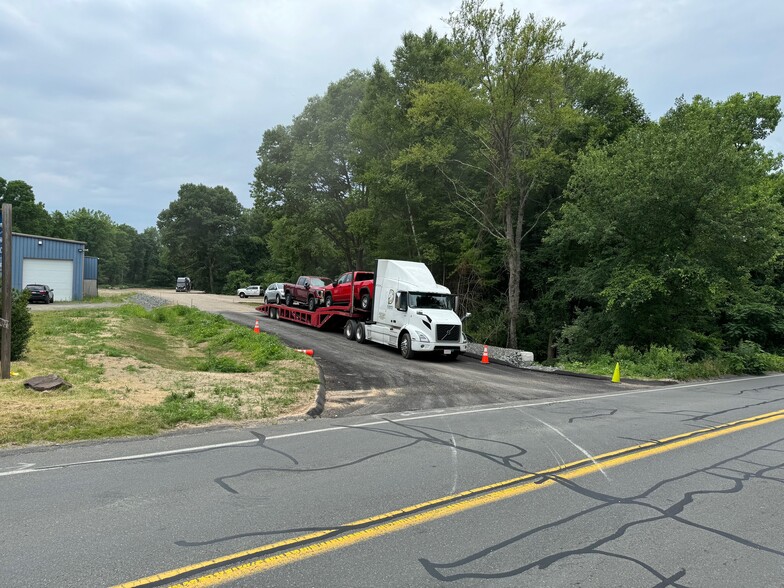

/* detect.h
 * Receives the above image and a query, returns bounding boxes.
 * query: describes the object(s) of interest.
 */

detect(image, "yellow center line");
[113,407,784,588]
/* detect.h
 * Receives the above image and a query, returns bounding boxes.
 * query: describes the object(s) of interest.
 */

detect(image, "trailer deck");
[256,303,368,330]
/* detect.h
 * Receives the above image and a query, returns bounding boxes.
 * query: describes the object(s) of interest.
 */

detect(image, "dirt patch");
[89,355,317,418]
[111,288,259,314]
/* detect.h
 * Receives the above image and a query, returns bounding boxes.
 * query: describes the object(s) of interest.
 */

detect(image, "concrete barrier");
[465,342,534,367]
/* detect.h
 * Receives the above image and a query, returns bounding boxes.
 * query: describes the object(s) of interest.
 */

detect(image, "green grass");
[145,391,239,426]
[0,304,318,446]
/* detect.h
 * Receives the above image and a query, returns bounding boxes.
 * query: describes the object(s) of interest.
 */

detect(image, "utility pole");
[1,203,12,378]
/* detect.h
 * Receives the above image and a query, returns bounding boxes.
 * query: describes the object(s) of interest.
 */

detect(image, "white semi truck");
[258,259,469,360]
[343,259,468,359]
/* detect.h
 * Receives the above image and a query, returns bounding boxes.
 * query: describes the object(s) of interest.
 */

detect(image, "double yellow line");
[114,407,784,588]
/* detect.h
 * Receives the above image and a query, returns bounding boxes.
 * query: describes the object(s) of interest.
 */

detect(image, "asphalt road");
[219,305,646,418]
[1,374,783,587]
[32,290,648,417]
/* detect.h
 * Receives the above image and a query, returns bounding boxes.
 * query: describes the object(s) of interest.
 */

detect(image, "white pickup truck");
[236,285,262,298]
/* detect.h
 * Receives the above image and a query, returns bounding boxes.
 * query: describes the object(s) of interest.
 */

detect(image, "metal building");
[10,233,89,301]
[83,256,98,298]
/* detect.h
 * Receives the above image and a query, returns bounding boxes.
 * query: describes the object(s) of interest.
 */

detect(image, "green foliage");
[723,340,769,375]
[0,178,52,234]
[196,353,251,373]
[147,305,289,368]
[253,71,371,276]
[546,92,784,358]
[157,183,244,292]
[2,289,34,361]
[225,270,253,294]
[145,391,239,426]
[560,342,782,380]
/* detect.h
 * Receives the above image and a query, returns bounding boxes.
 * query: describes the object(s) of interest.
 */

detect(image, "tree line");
[4,0,783,364]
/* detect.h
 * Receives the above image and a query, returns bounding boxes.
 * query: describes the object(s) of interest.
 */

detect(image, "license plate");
[444,349,454,355]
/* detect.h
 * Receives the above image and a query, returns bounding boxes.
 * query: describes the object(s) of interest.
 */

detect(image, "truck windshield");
[408,293,455,310]
[311,278,328,287]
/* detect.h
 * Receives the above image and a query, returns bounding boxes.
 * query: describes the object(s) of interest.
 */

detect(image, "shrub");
[224,270,252,295]
[731,340,768,375]
[613,344,641,363]
[0,289,34,361]
[644,344,685,376]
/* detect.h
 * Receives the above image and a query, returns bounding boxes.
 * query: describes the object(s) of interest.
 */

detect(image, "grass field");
[0,304,319,447]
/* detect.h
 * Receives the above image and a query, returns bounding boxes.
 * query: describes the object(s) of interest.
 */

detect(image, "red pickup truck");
[324,271,374,310]
[283,276,331,311]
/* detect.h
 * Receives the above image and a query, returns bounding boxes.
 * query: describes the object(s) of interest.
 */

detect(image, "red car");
[324,271,374,310]
[283,276,332,311]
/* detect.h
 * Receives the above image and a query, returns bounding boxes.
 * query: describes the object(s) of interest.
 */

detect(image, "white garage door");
[23,259,74,302]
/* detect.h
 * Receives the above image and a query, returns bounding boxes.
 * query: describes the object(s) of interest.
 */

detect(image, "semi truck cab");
[363,259,467,359]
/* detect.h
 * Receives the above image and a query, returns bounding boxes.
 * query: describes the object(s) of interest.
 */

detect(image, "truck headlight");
[415,330,430,342]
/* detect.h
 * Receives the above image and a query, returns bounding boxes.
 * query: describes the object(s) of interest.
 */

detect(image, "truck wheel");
[324,293,333,307]
[285,293,293,307]
[239,292,247,298]
[360,292,371,310]
[344,319,356,341]
[355,323,366,344]
[308,296,316,312]
[400,332,415,359]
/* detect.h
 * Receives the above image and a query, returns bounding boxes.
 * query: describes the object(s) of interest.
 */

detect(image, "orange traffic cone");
[253,318,260,333]
[296,349,314,356]
[481,344,490,364]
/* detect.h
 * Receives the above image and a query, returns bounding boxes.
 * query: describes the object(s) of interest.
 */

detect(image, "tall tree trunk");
[506,243,521,349]
[404,191,421,260]
[547,330,556,360]
[504,198,522,349]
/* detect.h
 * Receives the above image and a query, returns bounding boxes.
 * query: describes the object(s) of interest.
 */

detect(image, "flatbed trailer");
[256,303,368,331]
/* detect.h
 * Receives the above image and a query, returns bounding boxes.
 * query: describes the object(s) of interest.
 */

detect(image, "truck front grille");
[436,324,461,342]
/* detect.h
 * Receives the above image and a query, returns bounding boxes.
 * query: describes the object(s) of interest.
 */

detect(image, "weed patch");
[557,342,784,380]
[0,304,317,446]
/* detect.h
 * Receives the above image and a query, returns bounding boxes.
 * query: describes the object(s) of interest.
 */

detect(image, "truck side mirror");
[461,312,472,321]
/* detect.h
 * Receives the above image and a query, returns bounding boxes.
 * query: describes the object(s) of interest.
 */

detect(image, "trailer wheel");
[274,308,282,320]
[344,319,356,341]
[285,293,293,307]
[400,332,415,359]
[355,322,366,344]
[360,292,371,311]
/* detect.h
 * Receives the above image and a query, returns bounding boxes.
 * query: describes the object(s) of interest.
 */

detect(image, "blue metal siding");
[10,234,86,300]
[84,256,98,280]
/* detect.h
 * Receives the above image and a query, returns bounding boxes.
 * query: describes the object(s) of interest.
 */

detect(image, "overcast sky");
[1,0,782,231]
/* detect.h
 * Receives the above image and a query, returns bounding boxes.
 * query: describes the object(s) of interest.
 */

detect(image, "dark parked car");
[25,284,54,304]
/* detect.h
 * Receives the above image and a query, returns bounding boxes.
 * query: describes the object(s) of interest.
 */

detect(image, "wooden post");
[1,203,12,378]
